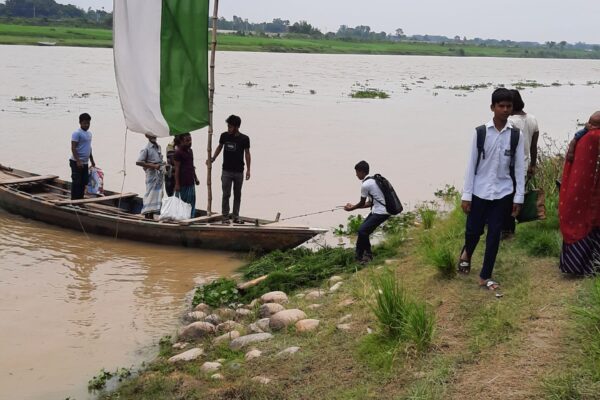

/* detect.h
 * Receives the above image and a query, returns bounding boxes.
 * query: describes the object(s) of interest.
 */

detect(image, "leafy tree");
[289,20,321,36]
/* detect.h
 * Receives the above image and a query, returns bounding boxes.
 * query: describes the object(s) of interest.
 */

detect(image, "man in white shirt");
[344,161,390,264]
[458,88,525,292]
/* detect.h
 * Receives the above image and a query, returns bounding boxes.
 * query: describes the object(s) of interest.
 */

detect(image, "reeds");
[370,271,435,353]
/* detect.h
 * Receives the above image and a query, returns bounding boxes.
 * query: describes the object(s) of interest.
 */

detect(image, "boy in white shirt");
[344,161,390,264]
[458,88,525,292]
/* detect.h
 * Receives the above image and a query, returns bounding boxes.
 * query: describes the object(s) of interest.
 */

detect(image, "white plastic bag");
[87,167,104,195]
[159,196,192,221]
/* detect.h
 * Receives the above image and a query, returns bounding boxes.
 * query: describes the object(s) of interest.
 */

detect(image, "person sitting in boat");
[174,133,199,218]
[136,133,164,220]
[69,113,96,200]
[208,115,251,224]
[164,135,181,197]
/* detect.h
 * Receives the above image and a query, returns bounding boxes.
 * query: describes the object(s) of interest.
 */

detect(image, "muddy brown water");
[0,45,599,399]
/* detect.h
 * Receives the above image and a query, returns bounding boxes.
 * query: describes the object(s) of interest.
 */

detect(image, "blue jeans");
[356,213,389,260]
[464,194,513,280]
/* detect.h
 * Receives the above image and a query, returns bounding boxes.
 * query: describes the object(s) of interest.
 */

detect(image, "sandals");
[457,246,471,274]
[481,280,503,298]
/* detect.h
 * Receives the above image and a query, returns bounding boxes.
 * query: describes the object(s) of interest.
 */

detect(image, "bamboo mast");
[206,0,219,215]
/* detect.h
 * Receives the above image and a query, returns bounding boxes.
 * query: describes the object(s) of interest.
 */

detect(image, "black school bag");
[366,174,403,215]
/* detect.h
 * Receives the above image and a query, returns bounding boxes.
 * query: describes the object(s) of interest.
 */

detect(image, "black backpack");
[474,125,520,188]
[365,174,403,215]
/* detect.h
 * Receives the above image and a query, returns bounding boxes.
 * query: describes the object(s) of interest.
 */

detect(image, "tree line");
[0,0,111,27]
[1,2,598,50]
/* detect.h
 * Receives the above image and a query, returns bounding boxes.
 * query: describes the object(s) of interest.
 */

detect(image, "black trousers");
[464,194,513,280]
[356,213,390,260]
[70,160,89,200]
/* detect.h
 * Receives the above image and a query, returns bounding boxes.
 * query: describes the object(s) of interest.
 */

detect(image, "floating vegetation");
[309,89,316,95]
[72,92,90,98]
[285,90,295,94]
[87,366,132,391]
[349,81,390,99]
[586,81,600,86]
[350,89,390,99]
[288,83,299,87]
[448,83,492,91]
[12,95,54,102]
[244,81,257,87]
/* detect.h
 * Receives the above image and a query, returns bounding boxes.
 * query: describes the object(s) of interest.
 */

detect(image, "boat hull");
[0,167,325,252]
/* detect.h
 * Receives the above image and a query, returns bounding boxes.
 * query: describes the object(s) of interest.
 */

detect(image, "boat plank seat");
[179,214,223,225]
[0,175,58,185]
[53,192,137,206]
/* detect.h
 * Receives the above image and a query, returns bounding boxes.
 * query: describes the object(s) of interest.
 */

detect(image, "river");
[0,45,598,399]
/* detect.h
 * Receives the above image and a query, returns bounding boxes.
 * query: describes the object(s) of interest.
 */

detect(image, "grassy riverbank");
[94,144,600,399]
[1,22,600,59]
[94,211,592,399]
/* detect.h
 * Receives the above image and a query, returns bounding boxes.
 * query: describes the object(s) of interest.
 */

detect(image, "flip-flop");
[481,280,501,293]
[458,260,471,274]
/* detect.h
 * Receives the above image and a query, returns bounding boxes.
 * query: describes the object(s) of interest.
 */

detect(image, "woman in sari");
[559,112,600,275]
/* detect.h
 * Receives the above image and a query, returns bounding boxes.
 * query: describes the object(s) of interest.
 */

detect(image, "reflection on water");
[1,45,600,399]
[0,210,241,400]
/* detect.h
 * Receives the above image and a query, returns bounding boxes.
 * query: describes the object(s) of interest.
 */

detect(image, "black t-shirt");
[219,132,250,173]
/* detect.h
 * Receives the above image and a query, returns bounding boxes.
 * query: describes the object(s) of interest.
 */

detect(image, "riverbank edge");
[94,195,597,399]
[2,23,600,60]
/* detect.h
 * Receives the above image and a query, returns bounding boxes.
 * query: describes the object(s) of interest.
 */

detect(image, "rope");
[73,207,90,240]
[280,206,344,221]
[114,127,129,239]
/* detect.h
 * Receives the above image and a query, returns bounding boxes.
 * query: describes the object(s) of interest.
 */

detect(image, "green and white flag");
[114,0,209,137]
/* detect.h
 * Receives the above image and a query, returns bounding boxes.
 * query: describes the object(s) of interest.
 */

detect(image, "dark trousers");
[502,193,516,234]
[69,159,88,200]
[356,213,389,260]
[464,194,513,280]
[221,170,244,217]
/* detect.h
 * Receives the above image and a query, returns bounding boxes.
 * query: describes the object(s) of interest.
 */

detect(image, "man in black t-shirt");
[208,115,251,222]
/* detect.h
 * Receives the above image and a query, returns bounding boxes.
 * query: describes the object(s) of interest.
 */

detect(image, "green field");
[1,22,599,59]
[0,23,112,47]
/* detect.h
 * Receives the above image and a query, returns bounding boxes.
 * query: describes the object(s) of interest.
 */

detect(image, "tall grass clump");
[419,197,466,278]
[370,271,435,353]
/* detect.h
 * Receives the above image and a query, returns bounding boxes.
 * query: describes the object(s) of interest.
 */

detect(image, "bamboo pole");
[206,0,219,215]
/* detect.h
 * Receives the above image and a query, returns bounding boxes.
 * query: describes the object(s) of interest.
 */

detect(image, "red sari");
[559,128,600,274]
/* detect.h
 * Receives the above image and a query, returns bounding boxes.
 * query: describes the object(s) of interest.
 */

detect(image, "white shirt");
[509,113,539,167]
[361,177,388,215]
[462,120,525,204]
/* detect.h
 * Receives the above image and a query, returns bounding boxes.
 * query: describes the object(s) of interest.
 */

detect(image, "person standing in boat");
[164,135,181,197]
[69,113,95,200]
[174,133,199,218]
[208,115,251,223]
[136,133,164,219]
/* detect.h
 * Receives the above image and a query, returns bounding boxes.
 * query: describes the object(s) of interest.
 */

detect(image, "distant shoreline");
[1,23,600,60]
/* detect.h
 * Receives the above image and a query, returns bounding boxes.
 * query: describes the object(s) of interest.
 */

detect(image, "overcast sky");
[58,0,599,44]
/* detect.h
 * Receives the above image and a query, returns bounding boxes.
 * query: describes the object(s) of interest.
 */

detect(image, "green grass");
[369,271,435,352]
[2,23,600,59]
[0,23,112,47]
[543,277,600,399]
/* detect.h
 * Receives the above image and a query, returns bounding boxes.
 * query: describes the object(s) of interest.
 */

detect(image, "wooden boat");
[0,164,326,252]
[37,41,57,46]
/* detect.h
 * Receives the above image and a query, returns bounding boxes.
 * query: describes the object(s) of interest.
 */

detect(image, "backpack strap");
[509,128,520,190]
[474,125,487,175]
